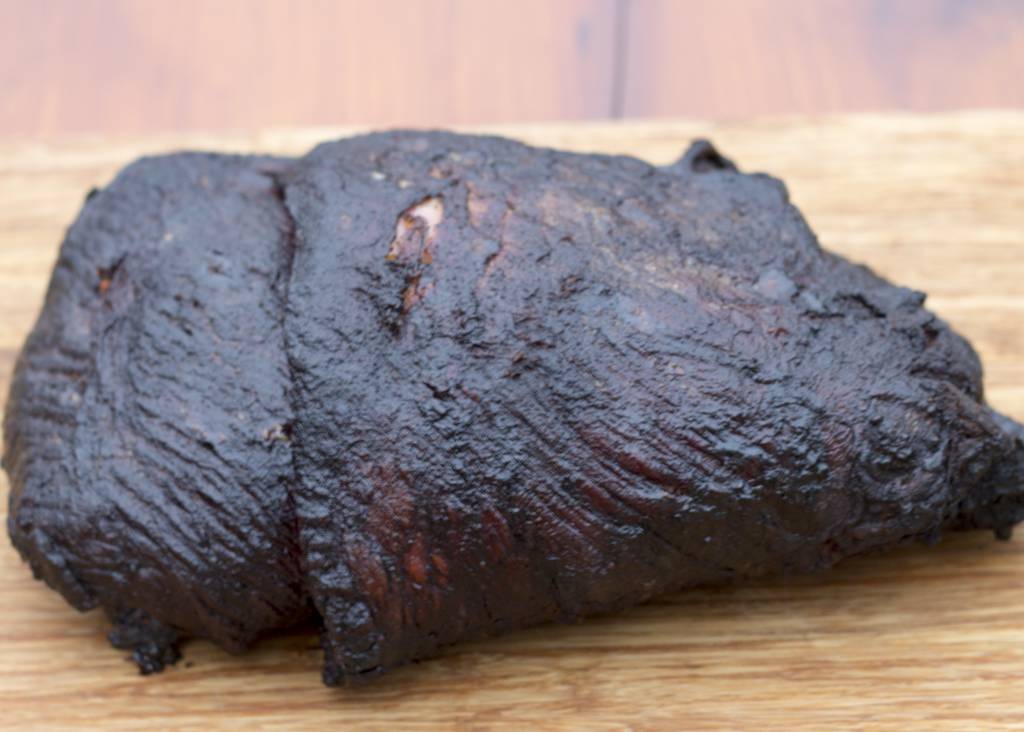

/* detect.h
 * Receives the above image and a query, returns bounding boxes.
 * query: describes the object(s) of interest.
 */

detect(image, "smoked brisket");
[5,132,1023,684]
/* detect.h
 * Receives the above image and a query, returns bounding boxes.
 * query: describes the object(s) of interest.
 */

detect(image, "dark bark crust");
[4,132,1023,685]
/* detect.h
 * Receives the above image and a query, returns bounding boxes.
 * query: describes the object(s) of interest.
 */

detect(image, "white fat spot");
[370,171,386,181]
[411,196,444,231]
[386,196,444,263]
[753,269,797,302]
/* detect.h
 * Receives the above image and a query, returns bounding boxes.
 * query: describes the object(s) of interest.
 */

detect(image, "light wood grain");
[0,0,619,137]
[1,112,1023,730]
[4,1,1024,137]
[623,0,1024,119]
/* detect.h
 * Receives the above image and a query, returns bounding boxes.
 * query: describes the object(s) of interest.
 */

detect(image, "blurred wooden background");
[1,0,1024,136]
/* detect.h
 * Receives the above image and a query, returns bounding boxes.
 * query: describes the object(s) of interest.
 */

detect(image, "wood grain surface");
[3,0,1024,136]
[621,0,1024,118]
[1,112,1023,730]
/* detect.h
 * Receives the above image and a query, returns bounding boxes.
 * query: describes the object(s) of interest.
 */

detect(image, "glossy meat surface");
[5,132,1024,683]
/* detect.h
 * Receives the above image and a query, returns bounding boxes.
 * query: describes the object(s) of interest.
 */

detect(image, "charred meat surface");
[4,132,1023,684]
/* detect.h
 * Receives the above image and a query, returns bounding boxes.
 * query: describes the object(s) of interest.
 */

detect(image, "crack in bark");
[262,166,309,611]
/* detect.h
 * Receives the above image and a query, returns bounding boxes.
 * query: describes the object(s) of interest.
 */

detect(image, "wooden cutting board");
[1,113,1022,731]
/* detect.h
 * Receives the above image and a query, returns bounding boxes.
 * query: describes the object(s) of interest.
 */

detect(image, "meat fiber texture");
[4,132,1023,685]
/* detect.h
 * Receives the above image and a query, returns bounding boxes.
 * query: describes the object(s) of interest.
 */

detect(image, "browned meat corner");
[4,132,1023,685]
